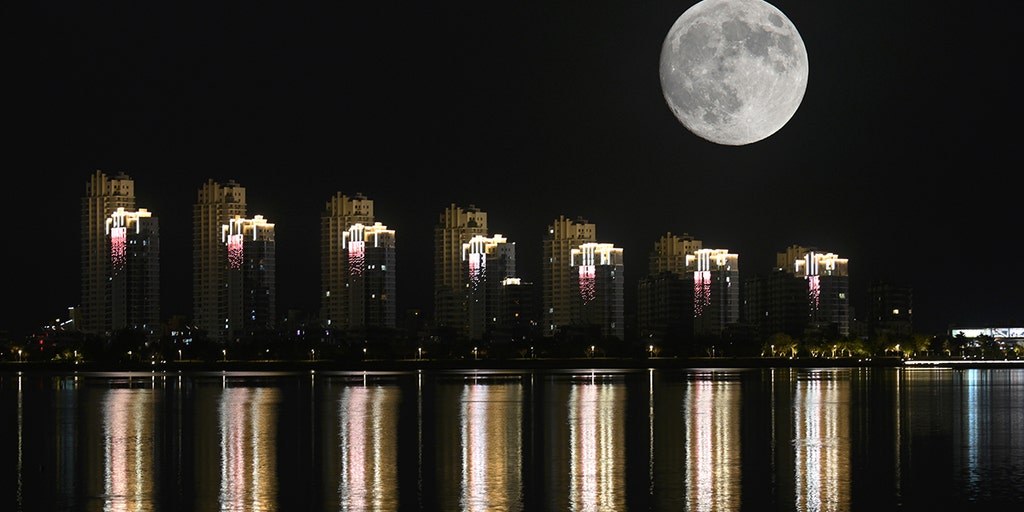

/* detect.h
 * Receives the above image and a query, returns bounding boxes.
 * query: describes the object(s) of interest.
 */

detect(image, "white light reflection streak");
[17,374,23,510]
[102,389,155,512]
[568,380,623,512]
[964,369,980,492]
[338,384,398,511]
[218,387,279,512]
[793,375,850,512]
[649,370,655,496]
[459,381,522,512]
[684,379,741,511]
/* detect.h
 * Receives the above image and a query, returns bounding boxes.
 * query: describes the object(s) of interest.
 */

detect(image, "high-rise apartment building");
[340,222,397,332]
[866,280,913,340]
[686,248,740,336]
[638,233,702,346]
[742,268,810,339]
[193,179,246,342]
[778,245,850,337]
[434,204,488,333]
[80,170,139,336]
[649,232,702,275]
[463,234,516,340]
[223,215,276,341]
[106,207,160,335]
[542,216,596,337]
[320,192,376,332]
[570,242,625,340]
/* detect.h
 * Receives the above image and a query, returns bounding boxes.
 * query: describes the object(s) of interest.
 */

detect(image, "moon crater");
[660,0,808,145]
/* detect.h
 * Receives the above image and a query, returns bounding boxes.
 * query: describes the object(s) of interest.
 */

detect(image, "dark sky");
[6,1,1021,339]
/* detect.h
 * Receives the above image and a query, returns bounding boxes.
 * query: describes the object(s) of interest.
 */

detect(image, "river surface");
[1,366,1022,511]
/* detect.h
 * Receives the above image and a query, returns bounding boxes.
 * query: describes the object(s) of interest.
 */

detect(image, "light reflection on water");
[791,370,851,512]
[684,376,741,511]
[331,383,399,512]
[2,367,1024,511]
[216,387,279,512]
[101,388,158,512]
[565,376,624,512]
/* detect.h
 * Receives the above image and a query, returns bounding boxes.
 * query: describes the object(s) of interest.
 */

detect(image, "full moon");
[660,0,808,145]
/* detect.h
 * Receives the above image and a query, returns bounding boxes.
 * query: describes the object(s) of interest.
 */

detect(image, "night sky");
[6,1,1021,340]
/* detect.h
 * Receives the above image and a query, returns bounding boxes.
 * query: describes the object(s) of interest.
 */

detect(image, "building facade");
[649,232,702,275]
[341,222,397,332]
[320,192,376,332]
[223,215,276,341]
[778,245,851,337]
[434,204,488,334]
[638,233,703,346]
[80,170,138,336]
[570,242,624,340]
[106,207,160,335]
[193,179,247,342]
[542,216,596,337]
[686,248,740,337]
[866,280,913,340]
[463,234,516,340]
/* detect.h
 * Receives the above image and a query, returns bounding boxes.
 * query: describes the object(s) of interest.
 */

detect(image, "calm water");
[1,367,1022,511]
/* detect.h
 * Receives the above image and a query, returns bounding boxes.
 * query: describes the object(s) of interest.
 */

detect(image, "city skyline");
[1,170,919,341]
[7,1,1021,340]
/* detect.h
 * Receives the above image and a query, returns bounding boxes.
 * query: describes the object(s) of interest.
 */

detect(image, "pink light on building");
[468,252,483,291]
[694,270,711,317]
[227,233,243,270]
[807,275,821,310]
[579,265,596,304]
[110,226,126,273]
[348,240,365,276]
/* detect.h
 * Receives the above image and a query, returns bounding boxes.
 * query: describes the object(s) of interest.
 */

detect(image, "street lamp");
[18,349,22,363]
[222,349,226,362]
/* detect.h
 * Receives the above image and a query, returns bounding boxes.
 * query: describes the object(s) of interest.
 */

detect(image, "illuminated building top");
[570,243,623,268]
[106,208,155,272]
[778,245,848,277]
[343,222,395,249]
[222,215,275,270]
[792,252,848,278]
[462,234,510,261]
[105,207,153,234]
[222,214,274,242]
[685,248,737,272]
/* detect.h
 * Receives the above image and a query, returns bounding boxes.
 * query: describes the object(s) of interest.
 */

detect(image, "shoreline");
[3,356,1022,373]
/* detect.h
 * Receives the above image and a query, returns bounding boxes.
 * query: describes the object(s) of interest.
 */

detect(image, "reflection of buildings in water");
[436,379,523,512]
[102,388,158,511]
[793,374,851,512]
[567,379,625,512]
[957,369,1024,500]
[684,379,741,511]
[218,387,279,511]
[332,384,400,511]
[459,382,522,512]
